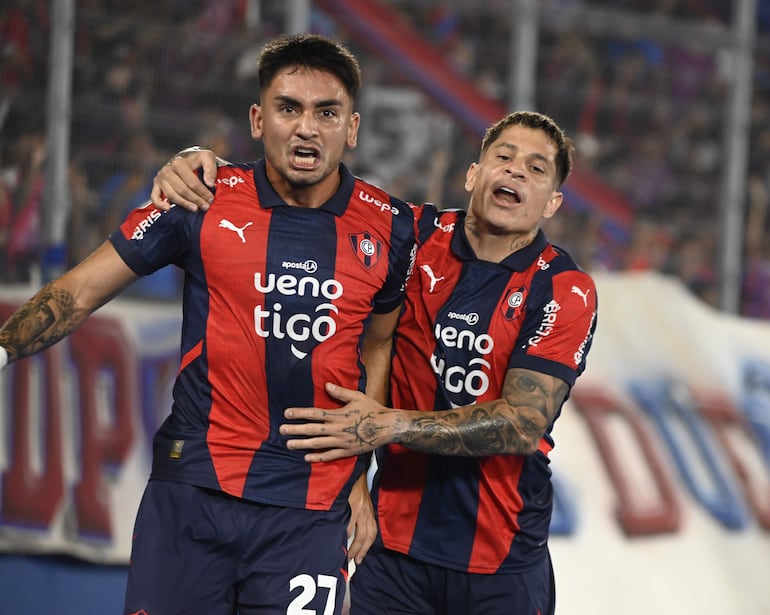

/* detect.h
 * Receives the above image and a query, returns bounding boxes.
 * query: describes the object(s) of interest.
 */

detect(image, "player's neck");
[267,167,341,209]
[464,221,536,263]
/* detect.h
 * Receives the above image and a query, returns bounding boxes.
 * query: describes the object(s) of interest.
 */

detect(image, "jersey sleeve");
[412,202,442,246]
[370,197,419,314]
[508,268,598,386]
[108,201,194,275]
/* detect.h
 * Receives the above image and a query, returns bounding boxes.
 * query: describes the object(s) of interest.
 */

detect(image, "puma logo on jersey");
[421,264,445,292]
[571,285,591,306]
[219,219,253,243]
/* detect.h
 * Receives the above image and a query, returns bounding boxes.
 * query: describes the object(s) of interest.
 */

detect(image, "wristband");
[0,346,7,370]
[175,145,204,156]
[174,146,231,168]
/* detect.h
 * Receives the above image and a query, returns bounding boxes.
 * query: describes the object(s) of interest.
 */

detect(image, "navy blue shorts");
[124,479,350,615]
[349,543,555,615]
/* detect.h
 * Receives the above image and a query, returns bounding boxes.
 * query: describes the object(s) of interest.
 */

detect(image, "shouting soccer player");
[153,111,597,615]
[0,34,418,615]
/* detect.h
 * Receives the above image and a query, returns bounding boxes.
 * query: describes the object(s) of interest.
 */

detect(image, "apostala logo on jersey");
[349,231,382,268]
[448,311,479,326]
[281,259,318,273]
[430,320,494,398]
[253,270,343,359]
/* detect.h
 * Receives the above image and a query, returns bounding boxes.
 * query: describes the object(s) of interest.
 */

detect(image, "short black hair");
[481,111,574,186]
[258,34,362,102]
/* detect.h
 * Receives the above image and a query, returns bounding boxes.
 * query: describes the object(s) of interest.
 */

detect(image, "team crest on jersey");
[349,232,382,268]
[502,286,527,320]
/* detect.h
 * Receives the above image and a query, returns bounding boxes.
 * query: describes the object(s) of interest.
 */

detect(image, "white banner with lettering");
[0,271,769,614]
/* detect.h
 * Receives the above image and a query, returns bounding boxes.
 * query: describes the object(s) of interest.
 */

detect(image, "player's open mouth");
[494,186,521,203]
[291,147,320,169]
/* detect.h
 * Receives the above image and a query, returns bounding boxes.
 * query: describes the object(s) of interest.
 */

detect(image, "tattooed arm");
[281,367,569,462]
[0,241,138,365]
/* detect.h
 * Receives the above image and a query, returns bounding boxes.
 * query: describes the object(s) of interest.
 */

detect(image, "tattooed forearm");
[397,368,569,456]
[400,407,514,456]
[0,283,86,363]
[401,412,464,454]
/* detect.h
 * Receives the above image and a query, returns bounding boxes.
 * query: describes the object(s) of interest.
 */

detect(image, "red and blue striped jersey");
[110,161,417,511]
[376,206,597,573]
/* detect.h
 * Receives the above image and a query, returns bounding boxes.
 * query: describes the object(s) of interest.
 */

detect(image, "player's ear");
[347,112,360,149]
[464,162,479,193]
[543,191,563,218]
[249,104,263,140]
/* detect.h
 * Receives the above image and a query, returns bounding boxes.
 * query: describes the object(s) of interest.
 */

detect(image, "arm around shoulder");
[150,147,226,212]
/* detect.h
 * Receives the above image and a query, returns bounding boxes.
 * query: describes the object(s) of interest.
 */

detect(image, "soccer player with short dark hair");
[0,34,418,615]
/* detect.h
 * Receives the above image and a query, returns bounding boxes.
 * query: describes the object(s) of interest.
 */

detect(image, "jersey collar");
[453,219,549,271]
[253,159,354,216]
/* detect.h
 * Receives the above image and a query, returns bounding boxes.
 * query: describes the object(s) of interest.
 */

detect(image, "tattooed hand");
[282,383,402,462]
[283,368,569,463]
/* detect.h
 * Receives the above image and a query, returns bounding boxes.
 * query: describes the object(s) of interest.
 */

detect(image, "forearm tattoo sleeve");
[398,368,569,456]
[0,283,86,363]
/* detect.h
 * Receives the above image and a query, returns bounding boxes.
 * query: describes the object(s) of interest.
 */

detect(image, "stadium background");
[1,1,769,613]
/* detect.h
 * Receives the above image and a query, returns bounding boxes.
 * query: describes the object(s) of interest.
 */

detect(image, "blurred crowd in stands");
[1,0,769,317]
